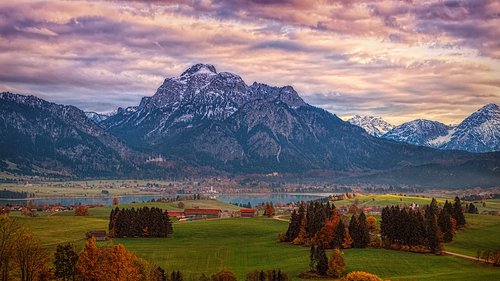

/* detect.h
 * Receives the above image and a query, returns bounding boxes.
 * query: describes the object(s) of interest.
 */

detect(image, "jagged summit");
[180,63,217,77]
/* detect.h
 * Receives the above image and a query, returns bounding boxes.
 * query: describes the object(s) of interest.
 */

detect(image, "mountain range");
[347,104,499,153]
[1,64,498,187]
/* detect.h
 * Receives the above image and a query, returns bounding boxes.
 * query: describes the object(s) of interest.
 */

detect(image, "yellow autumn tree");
[327,249,345,278]
[342,227,352,249]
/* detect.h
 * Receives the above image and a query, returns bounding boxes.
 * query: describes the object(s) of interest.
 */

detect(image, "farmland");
[12,199,500,281]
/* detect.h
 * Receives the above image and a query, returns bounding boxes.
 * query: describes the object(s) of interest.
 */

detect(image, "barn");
[184,208,222,219]
[240,208,257,218]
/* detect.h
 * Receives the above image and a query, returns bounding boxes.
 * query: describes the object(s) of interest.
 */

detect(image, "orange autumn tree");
[342,227,353,249]
[77,238,102,281]
[78,238,146,281]
[314,210,341,248]
[101,244,144,281]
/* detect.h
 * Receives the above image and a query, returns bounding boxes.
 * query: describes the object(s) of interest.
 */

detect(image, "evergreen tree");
[438,208,453,243]
[348,214,359,248]
[467,203,478,214]
[357,212,370,248]
[54,243,78,281]
[332,218,345,249]
[316,245,328,276]
[453,197,466,227]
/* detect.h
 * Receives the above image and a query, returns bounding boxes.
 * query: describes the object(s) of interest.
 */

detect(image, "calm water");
[216,193,327,206]
[0,193,328,207]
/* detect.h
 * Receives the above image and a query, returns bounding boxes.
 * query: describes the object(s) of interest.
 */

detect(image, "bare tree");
[0,216,21,281]
[14,231,50,281]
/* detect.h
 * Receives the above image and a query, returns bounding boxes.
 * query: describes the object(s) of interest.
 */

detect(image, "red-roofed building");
[167,211,185,218]
[184,208,222,218]
[240,208,257,218]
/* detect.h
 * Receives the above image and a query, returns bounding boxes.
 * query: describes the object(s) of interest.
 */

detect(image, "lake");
[0,193,329,207]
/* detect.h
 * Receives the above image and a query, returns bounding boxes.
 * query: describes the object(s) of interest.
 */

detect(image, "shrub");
[341,271,386,281]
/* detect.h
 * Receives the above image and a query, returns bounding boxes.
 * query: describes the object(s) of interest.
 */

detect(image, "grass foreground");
[13,199,499,281]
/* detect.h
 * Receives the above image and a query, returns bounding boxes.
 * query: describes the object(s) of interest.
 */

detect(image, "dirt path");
[442,251,493,264]
[272,215,289,222]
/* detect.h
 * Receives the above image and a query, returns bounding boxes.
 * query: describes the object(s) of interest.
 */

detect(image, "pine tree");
[453,197,466,227]
[357,212,370,248]
[332,219,345,249]
[54,243,78,281]
[316,245,328,276]
[438,208,453,243]
[348,214,359,248]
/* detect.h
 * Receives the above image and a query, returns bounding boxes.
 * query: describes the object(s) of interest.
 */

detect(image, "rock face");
[382,104,499,153]
[102,64,479,173]
[0,92,140,177]
[347,115,394,137]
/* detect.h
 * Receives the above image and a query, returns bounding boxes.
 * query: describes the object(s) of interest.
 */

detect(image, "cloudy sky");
[0,0,498,125]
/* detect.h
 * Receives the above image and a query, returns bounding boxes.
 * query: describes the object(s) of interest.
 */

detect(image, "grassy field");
[445,214,500,257]
[13,200,500,281]
[332,194,446,208]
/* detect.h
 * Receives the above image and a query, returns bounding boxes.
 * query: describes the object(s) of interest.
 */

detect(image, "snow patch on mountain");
[347,115,394,137]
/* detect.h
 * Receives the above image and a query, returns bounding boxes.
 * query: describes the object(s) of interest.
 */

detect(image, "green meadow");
[13,199,500,281]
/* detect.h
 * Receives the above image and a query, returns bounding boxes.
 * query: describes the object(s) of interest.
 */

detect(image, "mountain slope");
[0,92,141,177]
[103,64,491,174]
[347,115,394,137]
[383,119,453,148]
[442,103,499,153]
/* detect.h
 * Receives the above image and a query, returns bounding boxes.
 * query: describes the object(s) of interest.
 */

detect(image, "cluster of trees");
[231,202,252,208]
[381,198,466,252]
[109,207,173,238]
[246,270,289,281]
[0,189,32,199]
[282,201,372,250]
[301,246,345,278]
[465,203,479,214]
[263,202,275,217]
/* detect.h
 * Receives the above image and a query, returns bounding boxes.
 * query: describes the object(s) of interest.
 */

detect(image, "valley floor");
[13,200,500,281]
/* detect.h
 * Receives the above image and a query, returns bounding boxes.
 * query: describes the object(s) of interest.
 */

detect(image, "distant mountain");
[441,104,499,153]
[347,115,394,137]
[102,64,496,179]
[1,65,498,187]
[382,104,499,153]
[383,119,453,147]
[0,92,141,177]
[85,111,112,123]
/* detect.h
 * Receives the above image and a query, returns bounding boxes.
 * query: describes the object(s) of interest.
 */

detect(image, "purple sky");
[0,0,498,124]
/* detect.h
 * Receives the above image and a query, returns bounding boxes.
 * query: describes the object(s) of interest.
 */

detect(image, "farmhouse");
[88,230,108,241]
[167,211,185,218]
[240,208,257,218]
[184,208,221,218]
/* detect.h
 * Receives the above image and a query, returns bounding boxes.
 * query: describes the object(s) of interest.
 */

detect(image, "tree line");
[381,197,466,252]
[108,207,173,238]
[280,201,371,250]
[0,189,33,199]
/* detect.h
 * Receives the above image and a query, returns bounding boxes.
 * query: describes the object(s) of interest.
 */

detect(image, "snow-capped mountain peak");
[180,63,217,77]
[347,115,394,137]
[382,104,499,153]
